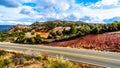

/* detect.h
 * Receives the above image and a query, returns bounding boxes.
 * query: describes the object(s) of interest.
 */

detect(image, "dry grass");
[0,49,103,68]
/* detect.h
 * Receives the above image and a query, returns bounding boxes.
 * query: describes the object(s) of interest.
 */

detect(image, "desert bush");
[0,56,5,68]
[24,55,33,61]
[13,57,26,65]
[13,58,20,65]
[0,38,6,42]
[0,56,11,68]
[19,57,26,64]
[35,34,43,43]
[44,56,79,68]
[48,34,53,39]
[4,58,11,65]
[35,55,44,61]
[29,37,36,44]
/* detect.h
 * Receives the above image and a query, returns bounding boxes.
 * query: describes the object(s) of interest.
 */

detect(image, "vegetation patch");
[0,49,103,68]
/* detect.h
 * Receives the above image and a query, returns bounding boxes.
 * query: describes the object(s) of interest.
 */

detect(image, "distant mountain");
[104,17,120,23]
[0,25,15,32]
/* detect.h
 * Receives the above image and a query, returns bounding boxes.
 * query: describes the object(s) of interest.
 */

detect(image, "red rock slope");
[49,32,120,52]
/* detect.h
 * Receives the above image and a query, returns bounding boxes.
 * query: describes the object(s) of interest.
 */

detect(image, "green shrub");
[4,58,11,65]
[48,34,52,39]
[0,56,11,68]
[0,38,6,42]
[24,55,33,61]
[29,37,36,44]
[35,55,44,61]
[0,56,4,68]
[35,34,42,43]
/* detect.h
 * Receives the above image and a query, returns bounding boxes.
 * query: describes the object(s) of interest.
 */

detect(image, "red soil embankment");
[49,32,120,52]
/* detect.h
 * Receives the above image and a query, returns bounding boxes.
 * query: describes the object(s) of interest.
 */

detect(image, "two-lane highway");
[0,42,120,68]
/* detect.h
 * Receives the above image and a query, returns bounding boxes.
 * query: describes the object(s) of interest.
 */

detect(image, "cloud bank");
[0,0,120,25]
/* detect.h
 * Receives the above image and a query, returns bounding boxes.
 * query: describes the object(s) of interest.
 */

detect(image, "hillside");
[8,24,29,32]
[7,20,85,33]
[49,31,120,52]
[0,25,14,32]
[8,20,85,32]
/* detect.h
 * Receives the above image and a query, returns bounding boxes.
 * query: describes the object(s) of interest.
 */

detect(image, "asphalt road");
[0,42,120,68]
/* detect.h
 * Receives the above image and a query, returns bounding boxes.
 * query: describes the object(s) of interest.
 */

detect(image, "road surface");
[0,42,120,68]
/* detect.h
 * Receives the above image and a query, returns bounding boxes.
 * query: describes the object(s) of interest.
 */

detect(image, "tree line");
[48,21,120,41]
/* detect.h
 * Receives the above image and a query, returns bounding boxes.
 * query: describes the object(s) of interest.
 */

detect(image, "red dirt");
[49,32,120,52]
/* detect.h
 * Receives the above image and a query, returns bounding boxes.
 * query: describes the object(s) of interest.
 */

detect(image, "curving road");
[0,42,120,68]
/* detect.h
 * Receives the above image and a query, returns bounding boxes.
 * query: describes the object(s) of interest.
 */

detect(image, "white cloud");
[20,6,36,15]
[0,14,3,17]
[99,0,119,6]
[0,6,30,21]
[80,0,120,23]
[36,0,71,12]
[89,0,120,8]
[54,0,70,11]
[0,0,120,25]
[0,20,32,25]
[64,0,120,23]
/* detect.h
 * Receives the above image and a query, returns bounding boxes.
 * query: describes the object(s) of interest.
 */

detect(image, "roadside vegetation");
[0,49,102,68]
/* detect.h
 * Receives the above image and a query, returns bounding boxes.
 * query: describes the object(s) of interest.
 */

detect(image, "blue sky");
[0,0,120,25]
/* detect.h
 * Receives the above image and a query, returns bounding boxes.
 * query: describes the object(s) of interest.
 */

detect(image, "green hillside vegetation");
[0,32,24,42]
[0,20,120,44]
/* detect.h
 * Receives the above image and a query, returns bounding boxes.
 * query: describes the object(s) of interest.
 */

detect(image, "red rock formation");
[49,32,120,52]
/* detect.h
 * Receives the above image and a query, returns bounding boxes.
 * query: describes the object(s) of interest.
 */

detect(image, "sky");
[0,0,120,25]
